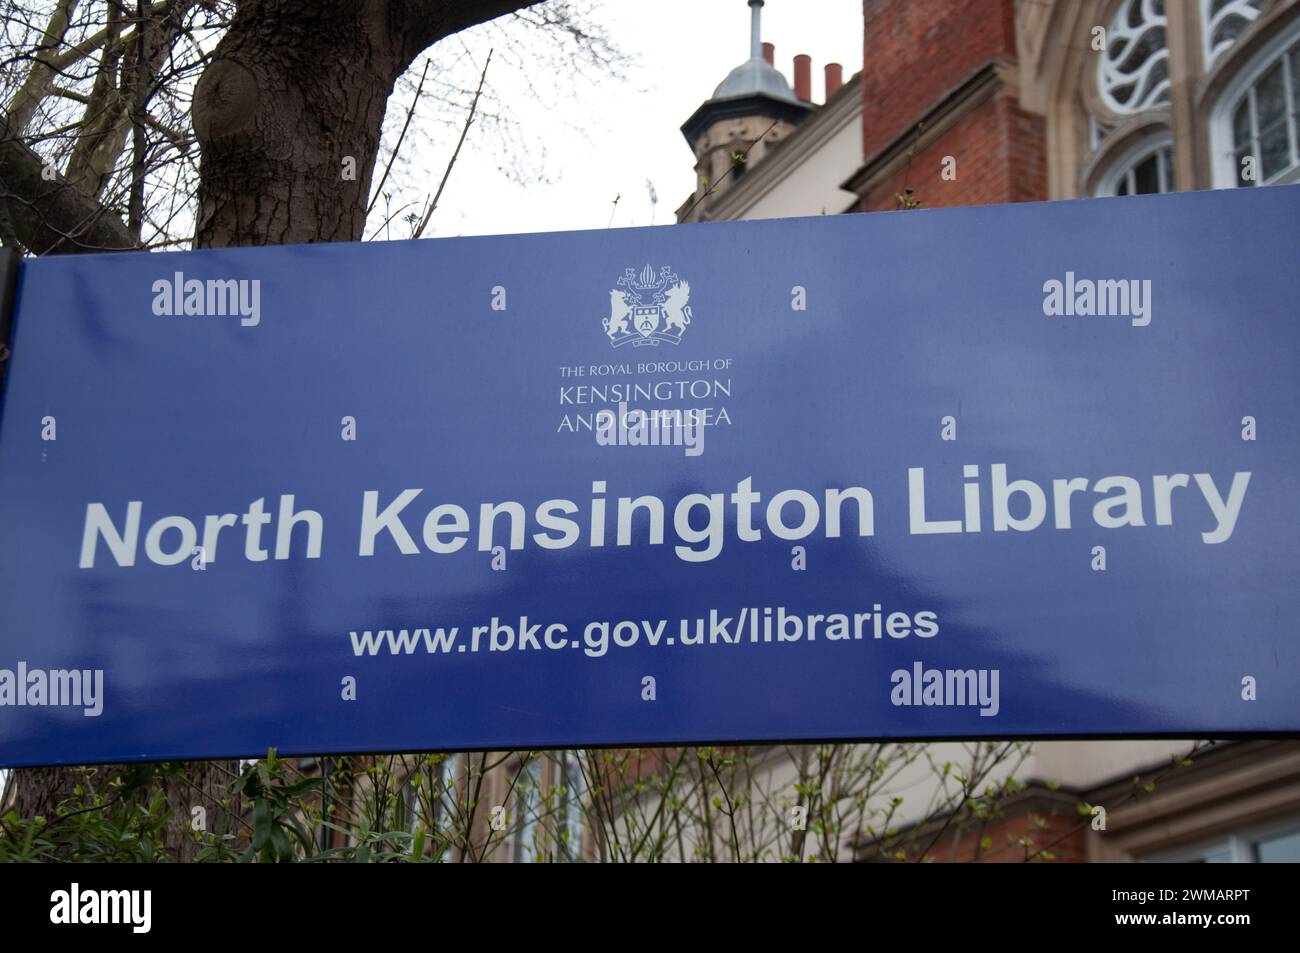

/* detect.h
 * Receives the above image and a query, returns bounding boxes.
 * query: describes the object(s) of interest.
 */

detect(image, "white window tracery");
[1203,0,1266,70]
[1098,0,1172,113]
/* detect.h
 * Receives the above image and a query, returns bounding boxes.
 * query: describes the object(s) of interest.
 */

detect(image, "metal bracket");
[0,248,20,394]
[0,248,17,346]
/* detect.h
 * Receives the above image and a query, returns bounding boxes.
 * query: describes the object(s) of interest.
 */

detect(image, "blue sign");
[1,186,1298,766]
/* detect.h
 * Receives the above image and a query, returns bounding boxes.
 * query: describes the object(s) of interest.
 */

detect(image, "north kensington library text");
[76,464,1252,570]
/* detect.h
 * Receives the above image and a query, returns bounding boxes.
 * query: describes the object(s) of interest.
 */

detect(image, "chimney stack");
[824,62,843,99]
[762,41,774,65]
[793,54,812,102]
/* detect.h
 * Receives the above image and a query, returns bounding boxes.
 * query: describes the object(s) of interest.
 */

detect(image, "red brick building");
[848,0,1046,210]
[677,0,1300,863]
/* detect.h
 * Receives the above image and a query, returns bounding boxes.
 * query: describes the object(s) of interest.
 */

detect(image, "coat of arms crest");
[602,264,693,348]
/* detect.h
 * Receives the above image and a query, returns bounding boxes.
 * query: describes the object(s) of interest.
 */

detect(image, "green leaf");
[269,824,293,863]
[253,798,271,850]
[280,777,324,798]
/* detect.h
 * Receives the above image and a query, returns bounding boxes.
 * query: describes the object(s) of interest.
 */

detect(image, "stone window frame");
[1139,812,1300,862]
[1093,133,1177,194]
[1080,114,1175,195]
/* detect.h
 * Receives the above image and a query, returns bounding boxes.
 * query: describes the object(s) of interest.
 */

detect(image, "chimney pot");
[762,42,774,65]
[749,0,764,61]
[824,62,844,99]
[793,54,812,102]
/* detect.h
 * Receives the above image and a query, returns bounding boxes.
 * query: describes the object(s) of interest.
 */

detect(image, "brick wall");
[857,0,1043,210]
[860,88,1047,211]
[862,0,1017,160]
[889,800,1092,863]
[915,806,1088,863]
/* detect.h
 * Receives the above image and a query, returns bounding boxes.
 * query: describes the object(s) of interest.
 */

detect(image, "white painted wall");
[1027,740,1196,789]
[737,109,862,219]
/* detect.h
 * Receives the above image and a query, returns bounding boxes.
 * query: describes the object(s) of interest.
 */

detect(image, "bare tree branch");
[0,116,137,253]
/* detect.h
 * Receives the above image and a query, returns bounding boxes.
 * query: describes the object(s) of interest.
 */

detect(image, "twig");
[412,48,492,239]
[368,199,419,239]
[367,58,431,215]
[705,752,742,862]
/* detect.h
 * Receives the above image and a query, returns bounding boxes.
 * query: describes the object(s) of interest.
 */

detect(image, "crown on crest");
[617,263,677,305]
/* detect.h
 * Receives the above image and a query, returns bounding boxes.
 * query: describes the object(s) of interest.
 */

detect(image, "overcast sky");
[422,0,865,239]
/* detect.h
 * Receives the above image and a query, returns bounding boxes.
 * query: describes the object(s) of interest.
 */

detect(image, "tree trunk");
[193,0,528,246]
[5,0,537,860]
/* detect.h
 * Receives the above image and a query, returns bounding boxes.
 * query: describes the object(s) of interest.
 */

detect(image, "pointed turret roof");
[681,1,811,150]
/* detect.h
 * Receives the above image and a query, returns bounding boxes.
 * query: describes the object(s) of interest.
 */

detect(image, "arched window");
[1093,136,1176,195]
[1098,0,1172,113]
[1083,0,1295,192]
[1203,0,1266,70]
[1211,24,1300,186]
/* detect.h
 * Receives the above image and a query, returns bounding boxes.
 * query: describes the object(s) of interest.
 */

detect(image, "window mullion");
[1230,833,1252,863]
[1250,85,1261,184]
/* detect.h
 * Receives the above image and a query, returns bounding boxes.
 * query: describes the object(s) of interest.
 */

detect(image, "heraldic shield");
[602,263,693,348]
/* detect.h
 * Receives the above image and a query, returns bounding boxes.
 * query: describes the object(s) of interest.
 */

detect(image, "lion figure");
[662,281,692,334]
[603,289,632,339]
